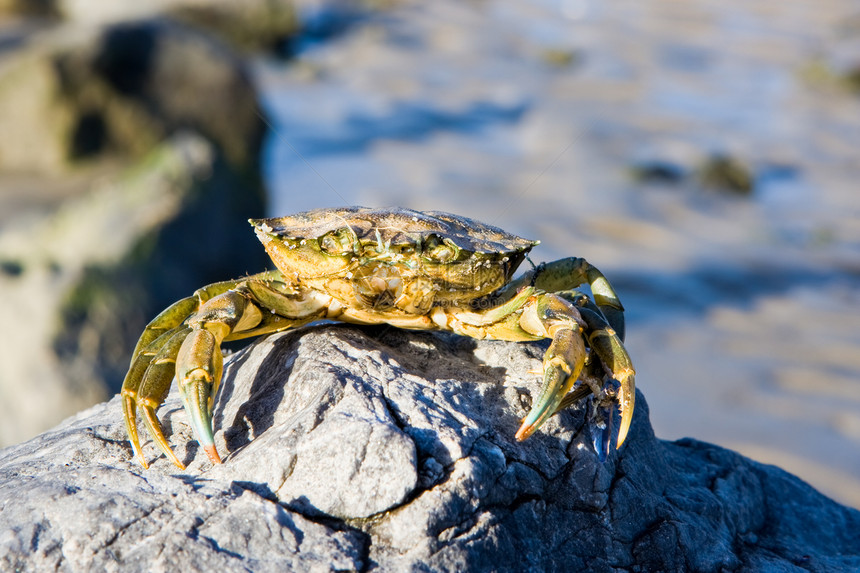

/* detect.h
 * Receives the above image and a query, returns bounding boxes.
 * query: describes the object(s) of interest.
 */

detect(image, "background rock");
[0,15,268,446]
[166,0,301,53]
[0,18,263,173]
[0,132,265,447]
[0,326,857,572]
[1,0,368,53]
[0,0,57,18]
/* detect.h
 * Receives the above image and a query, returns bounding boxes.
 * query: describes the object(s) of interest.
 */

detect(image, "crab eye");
[423,234,458,262]
[319,228,354,255]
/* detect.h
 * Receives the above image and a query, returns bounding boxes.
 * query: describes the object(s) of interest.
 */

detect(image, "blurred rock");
[539,47,582,69]
[0,18,263,173]
[0,0,57,18]
[629,154,757,194]
[167,0,300,53]
[0,14,268,446]
[0,326,857,572]
[165,0,378,55]
[841,65,860,94]
[53,0,188,24]
[629,160,686,185]
[697,154,755,196]
[0,132,266,447]
[13,0,369,53]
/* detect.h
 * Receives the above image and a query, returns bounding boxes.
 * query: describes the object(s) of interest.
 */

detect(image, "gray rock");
[1,325,858,572]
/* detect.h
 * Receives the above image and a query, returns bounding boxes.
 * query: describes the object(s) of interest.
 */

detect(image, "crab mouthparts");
[354,264,405,309]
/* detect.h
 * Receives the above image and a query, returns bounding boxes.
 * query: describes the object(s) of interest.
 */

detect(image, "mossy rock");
[697,154,755,196]
[0,19,264,174]
[0,133,266,447]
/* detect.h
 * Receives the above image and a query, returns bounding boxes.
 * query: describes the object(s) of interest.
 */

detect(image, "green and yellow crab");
[122,207,635,469]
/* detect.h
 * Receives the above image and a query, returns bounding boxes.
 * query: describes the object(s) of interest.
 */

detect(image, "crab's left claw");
[515,325,586,441]
[514,292,635,458]
[514,294,589,441]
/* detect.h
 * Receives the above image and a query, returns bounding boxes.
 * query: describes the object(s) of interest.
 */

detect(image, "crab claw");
[565,303,635,454]
[587,334,635,451]
[516,335,634,459]
[515,327,586,441]
[615,371,635,449]
[176,329,224,465]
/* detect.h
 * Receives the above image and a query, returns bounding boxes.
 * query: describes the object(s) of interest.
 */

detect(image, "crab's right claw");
[552,301,636,457]
[586,323,635,451]
[176,328,224,465]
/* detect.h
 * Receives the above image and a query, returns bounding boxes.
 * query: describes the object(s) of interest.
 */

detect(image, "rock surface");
[1,325,857,572]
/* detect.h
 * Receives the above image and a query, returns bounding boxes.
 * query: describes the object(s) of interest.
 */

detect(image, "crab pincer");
[175,328,224,465]
[511,290,635,456]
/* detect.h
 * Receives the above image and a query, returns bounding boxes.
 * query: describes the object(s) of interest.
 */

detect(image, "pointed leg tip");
[129,439,149,469]
[515,422,535,442]
[163,448,187,471]
[204,445,222,465]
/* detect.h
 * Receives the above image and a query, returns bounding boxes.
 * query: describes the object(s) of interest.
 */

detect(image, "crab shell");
[250,207,539,311]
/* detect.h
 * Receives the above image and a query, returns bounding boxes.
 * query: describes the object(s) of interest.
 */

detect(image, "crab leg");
[122,293,200,469]
[498,257,626,341]
[437,286,634,453]
[122,272,325,469]
[547,291,636,457]
[136,327,193,468]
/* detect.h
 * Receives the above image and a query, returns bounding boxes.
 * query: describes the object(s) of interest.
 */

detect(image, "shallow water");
[256,0,860,506]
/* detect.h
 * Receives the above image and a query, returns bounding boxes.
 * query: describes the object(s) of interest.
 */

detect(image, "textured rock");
[1,325,858,572]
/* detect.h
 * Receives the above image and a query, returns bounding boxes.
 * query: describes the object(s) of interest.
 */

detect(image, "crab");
[122,207,635,470]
